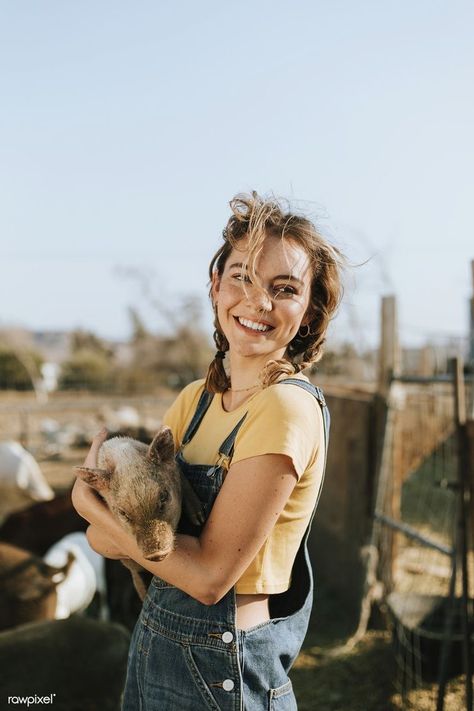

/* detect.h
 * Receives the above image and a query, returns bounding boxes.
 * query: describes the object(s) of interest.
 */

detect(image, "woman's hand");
[71,428,132,560]
[71,427,109,525]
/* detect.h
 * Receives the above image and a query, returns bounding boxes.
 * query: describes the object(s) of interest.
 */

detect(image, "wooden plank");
[377,295,401,398]
[466,420,474,552]
[374,512,454,556]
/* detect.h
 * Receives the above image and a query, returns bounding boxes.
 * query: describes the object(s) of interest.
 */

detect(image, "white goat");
[44,532,108,620]
[0,442,54,517]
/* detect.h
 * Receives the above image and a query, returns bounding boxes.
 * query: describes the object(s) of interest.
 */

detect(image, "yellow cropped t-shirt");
[162,374,325,595]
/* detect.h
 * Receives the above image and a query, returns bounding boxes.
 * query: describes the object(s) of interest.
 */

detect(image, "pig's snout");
[146,550,172,562]
[137,520,176,561]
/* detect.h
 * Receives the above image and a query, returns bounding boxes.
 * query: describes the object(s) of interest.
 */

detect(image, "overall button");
[222,679,234,692]
[221,631,233,643]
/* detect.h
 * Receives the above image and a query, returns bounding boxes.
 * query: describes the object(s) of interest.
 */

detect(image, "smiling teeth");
[238,317,271,332]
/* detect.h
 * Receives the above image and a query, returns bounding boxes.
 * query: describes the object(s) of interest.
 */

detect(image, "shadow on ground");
[291,585,465,711]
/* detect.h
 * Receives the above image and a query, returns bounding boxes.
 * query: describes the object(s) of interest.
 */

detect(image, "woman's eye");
[232,273,251,283]
[273,285,296,297]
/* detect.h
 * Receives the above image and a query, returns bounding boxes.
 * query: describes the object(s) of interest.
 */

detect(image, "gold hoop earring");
[298,324,311,338]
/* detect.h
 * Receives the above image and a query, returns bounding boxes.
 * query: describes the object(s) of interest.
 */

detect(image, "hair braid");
[204,309,230,392]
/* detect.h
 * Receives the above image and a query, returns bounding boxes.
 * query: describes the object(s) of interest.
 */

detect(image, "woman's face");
[212,235,313,362]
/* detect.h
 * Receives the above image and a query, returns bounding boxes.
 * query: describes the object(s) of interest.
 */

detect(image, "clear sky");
[2,1,473,352]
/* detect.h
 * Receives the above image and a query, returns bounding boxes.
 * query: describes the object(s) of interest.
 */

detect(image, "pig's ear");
[147,427,175,463]
[74,466,111,491]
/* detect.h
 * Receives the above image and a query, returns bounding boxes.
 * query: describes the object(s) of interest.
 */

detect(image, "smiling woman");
[73,191,345,711]
[206,193,343,404]
[211,236,313,394]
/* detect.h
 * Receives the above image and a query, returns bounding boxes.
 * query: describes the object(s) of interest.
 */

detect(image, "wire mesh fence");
[374,375,473,709]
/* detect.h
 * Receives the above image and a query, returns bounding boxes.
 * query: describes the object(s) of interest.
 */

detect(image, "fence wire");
[376,378,472,709]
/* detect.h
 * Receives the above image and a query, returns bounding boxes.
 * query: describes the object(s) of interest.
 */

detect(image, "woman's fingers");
[71,478,93,523]
[86,525,128,560]
[83,427,108,468]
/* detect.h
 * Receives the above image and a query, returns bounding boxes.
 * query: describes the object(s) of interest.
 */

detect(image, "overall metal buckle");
[207,452,231,478]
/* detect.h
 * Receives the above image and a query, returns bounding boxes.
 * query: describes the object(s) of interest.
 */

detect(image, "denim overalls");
[122,378,329,711]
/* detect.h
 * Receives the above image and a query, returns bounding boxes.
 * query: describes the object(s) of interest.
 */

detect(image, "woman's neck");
[221,349,285,412]
[226,349,284,392]
[221,388,259,412]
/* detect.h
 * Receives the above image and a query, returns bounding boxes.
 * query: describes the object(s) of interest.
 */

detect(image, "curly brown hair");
[205,192,345,393]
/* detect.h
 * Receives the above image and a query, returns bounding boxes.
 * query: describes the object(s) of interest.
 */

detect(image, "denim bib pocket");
[182,644,239,711]
[182,645,221,710]
[268,679,296,711]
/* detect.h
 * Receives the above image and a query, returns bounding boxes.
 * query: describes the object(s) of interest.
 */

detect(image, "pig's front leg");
[180,474,206,526]
[121,559,153,601]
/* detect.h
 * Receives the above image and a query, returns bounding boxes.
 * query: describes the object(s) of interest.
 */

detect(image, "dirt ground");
[292,586,466,711]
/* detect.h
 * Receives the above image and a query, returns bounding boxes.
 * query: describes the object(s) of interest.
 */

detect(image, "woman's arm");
[187,453,298,602]
[72,432,298,604]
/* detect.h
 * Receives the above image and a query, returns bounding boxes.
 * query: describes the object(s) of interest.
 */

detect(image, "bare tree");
[0,328,46,402]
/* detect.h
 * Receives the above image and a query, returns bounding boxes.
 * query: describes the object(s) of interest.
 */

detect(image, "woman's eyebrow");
[228,262,247,270]
[273,274,304,286]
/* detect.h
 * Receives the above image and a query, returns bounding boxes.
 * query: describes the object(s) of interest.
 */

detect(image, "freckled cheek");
[215,293,236,330]
[216,283,244,312]
[223,281,244,298]
[278,301,307,331]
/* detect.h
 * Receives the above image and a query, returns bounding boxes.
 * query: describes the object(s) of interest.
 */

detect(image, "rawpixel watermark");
[7,694,56,706]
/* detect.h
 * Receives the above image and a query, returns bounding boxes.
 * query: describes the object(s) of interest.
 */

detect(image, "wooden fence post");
[376,295,402,592]
[377,295,401,398]
[469,260,474,364]
[451,358,472,708]
[467,420,474,552]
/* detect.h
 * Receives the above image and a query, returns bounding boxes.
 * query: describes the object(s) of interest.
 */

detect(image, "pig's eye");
[118,508,132,522]
[158,490,170,507]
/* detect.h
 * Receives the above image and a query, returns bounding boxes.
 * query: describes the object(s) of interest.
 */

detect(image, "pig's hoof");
[189,507,206,526]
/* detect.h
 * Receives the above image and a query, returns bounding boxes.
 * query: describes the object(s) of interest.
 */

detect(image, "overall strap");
[179,386,247,475]
[211,412,248,474]
[278,378,330,519]
[180,388,214,447]
[213,377,329,478]
[278,378,329,457]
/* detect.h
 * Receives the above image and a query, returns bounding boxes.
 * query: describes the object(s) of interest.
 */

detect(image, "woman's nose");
[246,284,273,312]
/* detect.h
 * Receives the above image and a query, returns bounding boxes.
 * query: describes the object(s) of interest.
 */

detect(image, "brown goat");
[0,489,87,555]
[0,542,73,631]
[0,495,141,630]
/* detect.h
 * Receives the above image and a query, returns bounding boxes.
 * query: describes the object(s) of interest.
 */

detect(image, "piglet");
[74,427,204,599]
